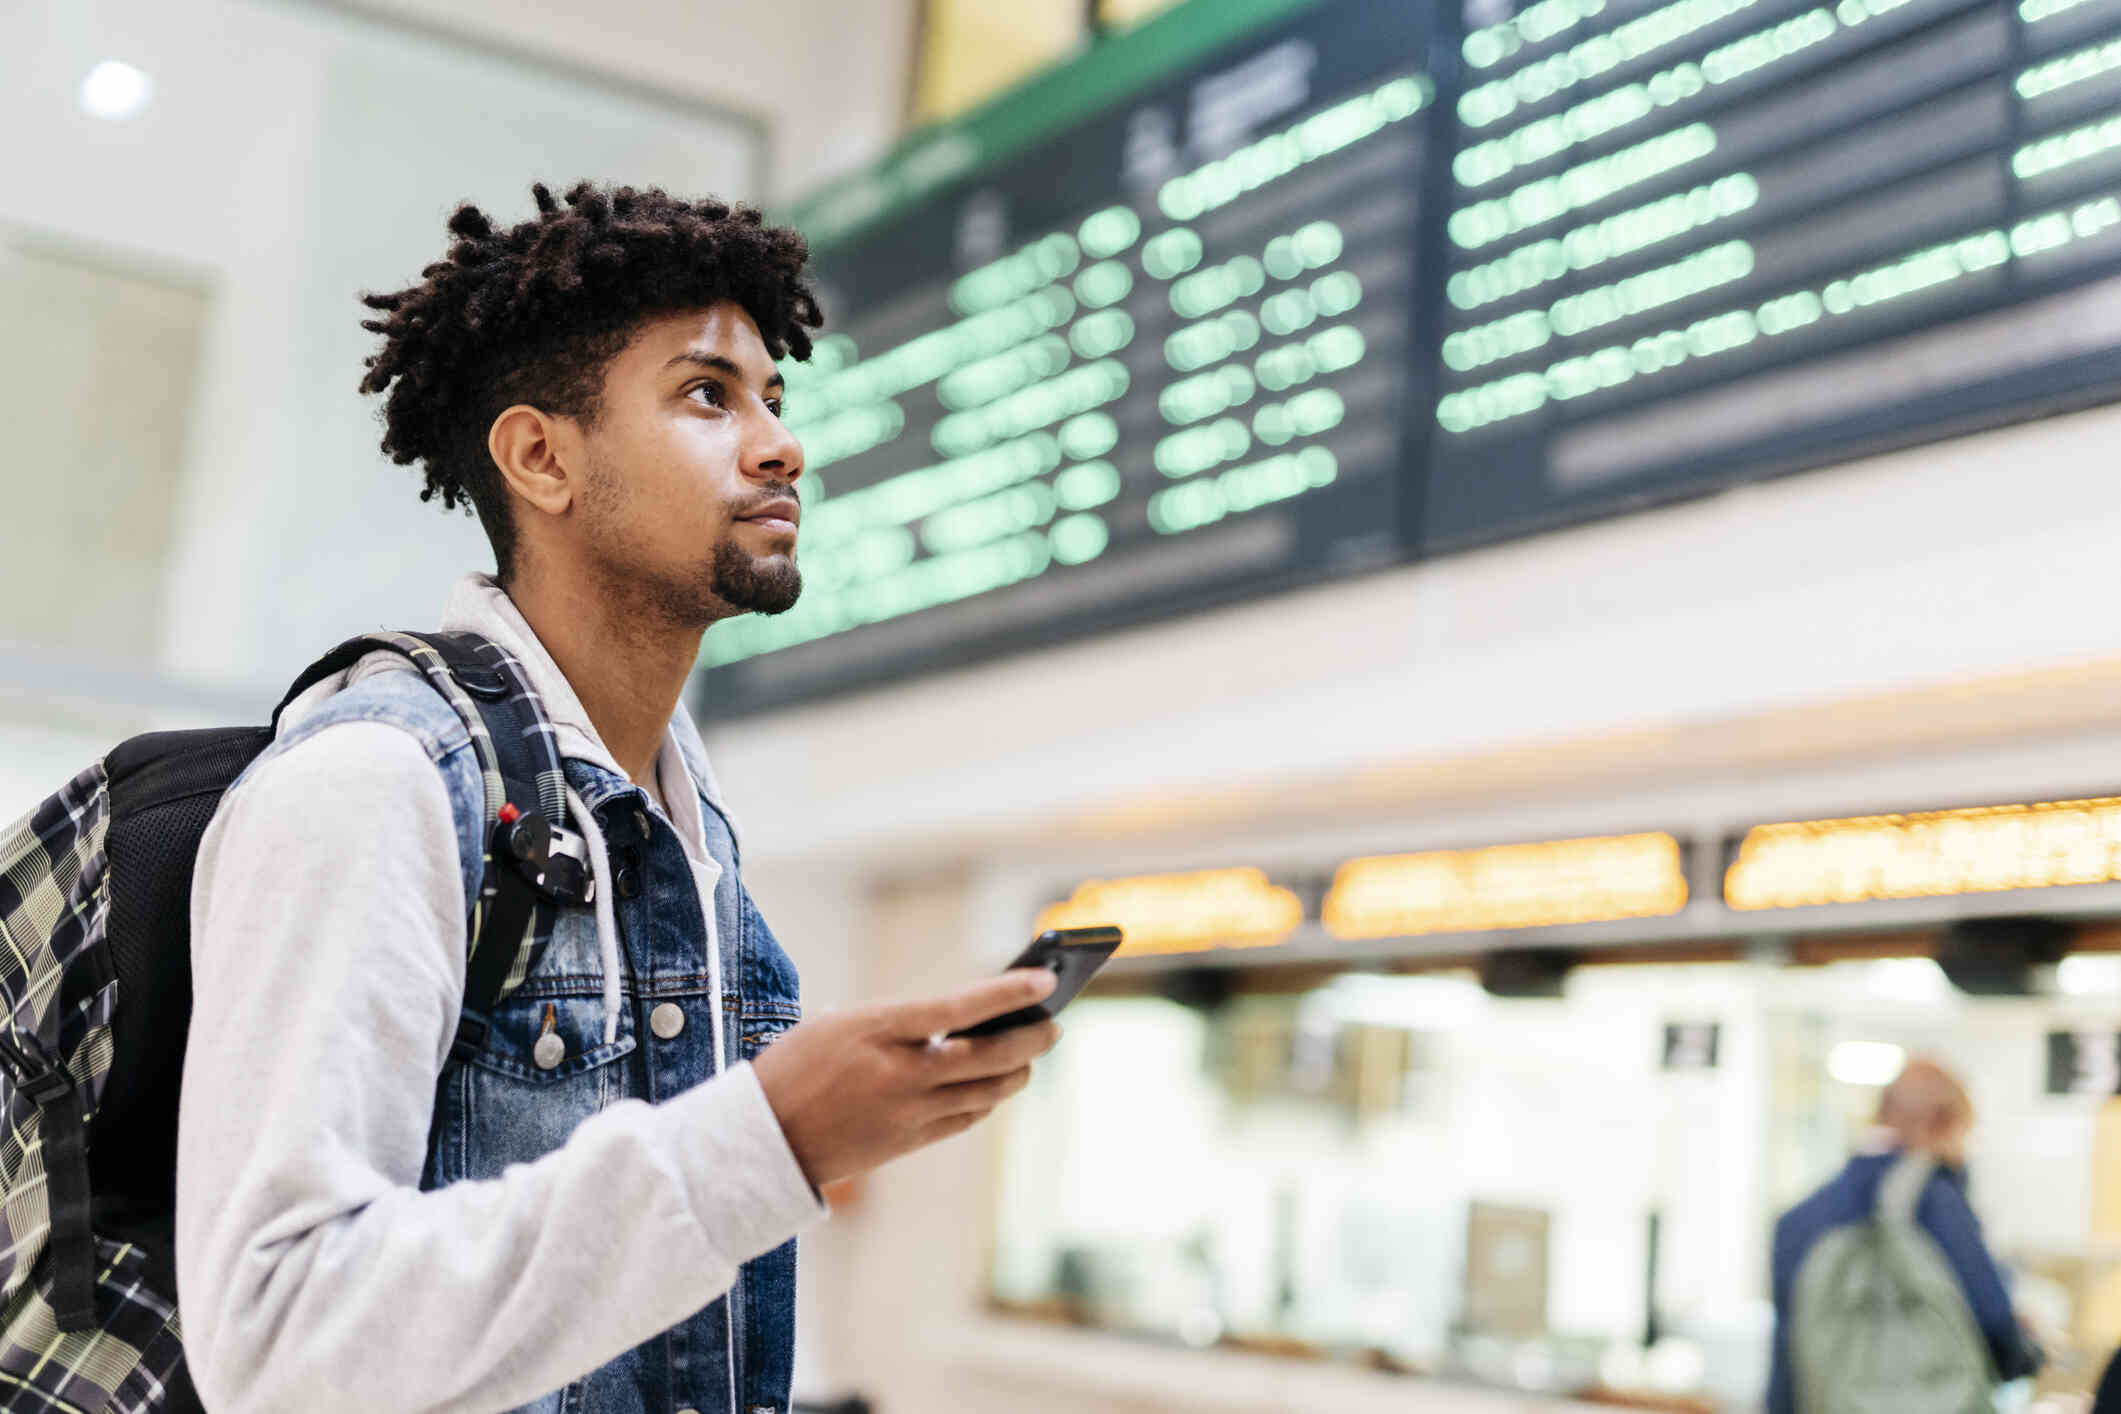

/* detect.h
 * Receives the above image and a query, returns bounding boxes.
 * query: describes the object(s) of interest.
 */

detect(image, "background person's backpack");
[0,630,591,1414]
[1789,1153,1997,1414]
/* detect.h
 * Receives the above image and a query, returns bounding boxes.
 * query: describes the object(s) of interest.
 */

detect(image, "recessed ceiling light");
[80,61,153,121]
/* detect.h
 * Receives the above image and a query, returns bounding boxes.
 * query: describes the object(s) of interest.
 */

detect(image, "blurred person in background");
[1765,1056,2042,1413]
[174,181,1061,1414]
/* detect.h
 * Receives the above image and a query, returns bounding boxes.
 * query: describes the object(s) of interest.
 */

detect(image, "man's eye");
[767,398,785,419]
[690,382,726,408]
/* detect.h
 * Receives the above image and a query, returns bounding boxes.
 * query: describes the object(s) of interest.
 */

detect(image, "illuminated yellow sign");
[1035,867,1302,956]
[1322,832,1688,939]
[1726,797,2121,910]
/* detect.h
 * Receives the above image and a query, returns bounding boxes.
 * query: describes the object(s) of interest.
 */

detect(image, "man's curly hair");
[358,180,822,579]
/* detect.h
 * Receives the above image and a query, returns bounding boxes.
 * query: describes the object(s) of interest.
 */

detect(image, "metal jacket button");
[615,865,640,899]
[532,1032,566,1071]
[650,1002,686,1039]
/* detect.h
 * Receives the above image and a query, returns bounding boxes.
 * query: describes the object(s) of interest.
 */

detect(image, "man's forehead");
[634,302,775,375]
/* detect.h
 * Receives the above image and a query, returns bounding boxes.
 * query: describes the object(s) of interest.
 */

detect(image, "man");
[175,182,1060,1414]
[1766,1055,2042,1412]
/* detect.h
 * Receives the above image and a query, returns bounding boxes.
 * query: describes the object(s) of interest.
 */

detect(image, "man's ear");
[487,404,578,518]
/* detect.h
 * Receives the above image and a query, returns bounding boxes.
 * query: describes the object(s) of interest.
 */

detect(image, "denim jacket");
[420,723,804,1414]
[177,576,818,1414]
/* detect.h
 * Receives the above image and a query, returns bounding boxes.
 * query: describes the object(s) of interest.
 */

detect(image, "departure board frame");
[697,0,1455,716]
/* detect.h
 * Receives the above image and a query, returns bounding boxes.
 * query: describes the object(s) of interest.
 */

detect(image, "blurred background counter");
[785,705,2121,1414]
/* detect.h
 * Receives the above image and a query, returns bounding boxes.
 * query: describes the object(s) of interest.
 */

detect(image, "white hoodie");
[175,574,824,1414]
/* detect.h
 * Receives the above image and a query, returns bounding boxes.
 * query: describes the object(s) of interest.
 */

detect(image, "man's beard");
[575,450,803,625]
[709,535,802,615]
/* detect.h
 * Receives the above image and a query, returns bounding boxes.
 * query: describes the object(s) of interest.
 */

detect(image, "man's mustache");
[729,483,800,520]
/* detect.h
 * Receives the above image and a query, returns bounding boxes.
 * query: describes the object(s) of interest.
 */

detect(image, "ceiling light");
[1828,1040,1906,1087]
[80,61,153,121]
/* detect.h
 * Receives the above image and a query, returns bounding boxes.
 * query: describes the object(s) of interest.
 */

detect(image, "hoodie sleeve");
[176,721,824,1414]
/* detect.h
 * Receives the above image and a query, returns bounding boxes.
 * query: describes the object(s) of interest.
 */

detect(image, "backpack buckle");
[0,1031,72,1106]
[18,1069,73,1106]
[494,809,596,905]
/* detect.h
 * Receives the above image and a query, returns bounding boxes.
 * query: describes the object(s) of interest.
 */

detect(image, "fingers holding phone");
[922,1012,1060,1085]
[890,967,1059,1044]
[750,930,1119,1190]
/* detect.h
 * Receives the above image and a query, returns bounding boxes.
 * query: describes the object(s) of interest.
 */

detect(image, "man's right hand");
[750,969,1062,1190]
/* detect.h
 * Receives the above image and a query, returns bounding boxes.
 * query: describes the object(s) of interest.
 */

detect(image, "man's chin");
[710,546,802,616]
[742,583,802,616]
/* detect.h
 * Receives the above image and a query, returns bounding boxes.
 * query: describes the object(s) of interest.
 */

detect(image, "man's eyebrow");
[662,349,785,392]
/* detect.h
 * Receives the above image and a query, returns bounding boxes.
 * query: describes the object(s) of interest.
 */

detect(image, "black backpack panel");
[90,727,274,1299]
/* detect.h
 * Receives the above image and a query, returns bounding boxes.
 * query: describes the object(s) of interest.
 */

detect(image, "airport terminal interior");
[13,0,2121,1408]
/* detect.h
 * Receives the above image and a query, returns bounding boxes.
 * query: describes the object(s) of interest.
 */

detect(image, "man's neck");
[503,567,700,787]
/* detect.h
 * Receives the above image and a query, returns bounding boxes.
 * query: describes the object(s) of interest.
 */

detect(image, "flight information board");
[698,0,1445,712]
[1428,0,2121,544]
[699,0,2121,714]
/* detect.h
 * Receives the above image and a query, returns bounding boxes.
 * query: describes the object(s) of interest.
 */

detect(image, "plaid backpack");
[0,630,594,1414]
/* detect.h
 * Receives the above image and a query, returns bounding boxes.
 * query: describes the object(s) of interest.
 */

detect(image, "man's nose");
[755,402,801,481]
[748,412,803,482]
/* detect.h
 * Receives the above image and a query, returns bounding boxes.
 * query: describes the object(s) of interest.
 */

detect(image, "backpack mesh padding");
[88,727,272,1295]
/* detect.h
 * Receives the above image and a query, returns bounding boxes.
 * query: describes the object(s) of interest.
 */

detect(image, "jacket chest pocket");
[449,992,638,1178]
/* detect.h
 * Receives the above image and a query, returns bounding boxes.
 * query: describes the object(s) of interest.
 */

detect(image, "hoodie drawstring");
[565,787,625,1046]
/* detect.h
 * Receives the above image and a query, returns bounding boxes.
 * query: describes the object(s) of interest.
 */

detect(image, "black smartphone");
[948,925,1124,1038]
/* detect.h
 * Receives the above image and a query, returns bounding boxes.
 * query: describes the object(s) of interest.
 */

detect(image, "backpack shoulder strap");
[274,632,588,1056]
[272,629,566,822]
[1877,1153,1935,1229]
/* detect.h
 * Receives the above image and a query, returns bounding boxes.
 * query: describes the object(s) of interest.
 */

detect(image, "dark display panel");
[1428,0,2121,545]
[700,0,2121,714]
[699,0,1446,712]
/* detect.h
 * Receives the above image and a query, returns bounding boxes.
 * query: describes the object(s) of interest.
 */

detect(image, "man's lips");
[734,498,800,534]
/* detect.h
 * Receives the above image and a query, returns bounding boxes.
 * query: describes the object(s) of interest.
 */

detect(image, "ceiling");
[323,0,920,202]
